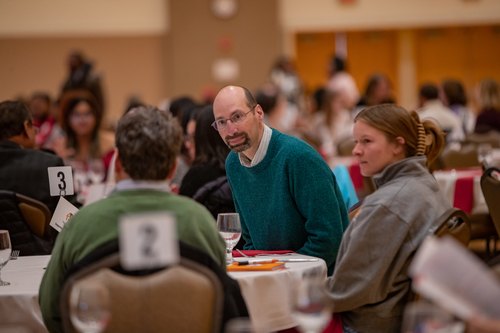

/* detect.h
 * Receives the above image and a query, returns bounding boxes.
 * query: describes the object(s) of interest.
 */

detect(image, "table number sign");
[49,197,79,232]
[119,212,179,271]
[47,166,74,196]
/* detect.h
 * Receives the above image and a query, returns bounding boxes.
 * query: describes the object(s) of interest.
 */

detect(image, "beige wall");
[0,0,168,36]
[0,36,166,125]
[168,0,281,98]
[1,0,500,121]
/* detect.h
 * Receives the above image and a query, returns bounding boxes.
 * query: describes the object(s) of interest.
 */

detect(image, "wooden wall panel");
[294,32,335,93]
[346,30,399,103]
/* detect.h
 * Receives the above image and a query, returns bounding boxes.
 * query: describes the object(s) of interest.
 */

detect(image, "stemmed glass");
[292,268,332,333]
[70,280,111,333]
[0,230,12,286]
[216,213,242,265]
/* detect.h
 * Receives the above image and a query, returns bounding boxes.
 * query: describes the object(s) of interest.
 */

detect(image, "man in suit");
[0,100,69,213]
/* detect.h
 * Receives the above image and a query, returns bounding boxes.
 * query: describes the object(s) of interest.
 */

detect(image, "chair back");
[348,200,363,221]
[16,192,51,238]
[440,144,480,169]
[481,167,500,238]
[61,254,224,333]
[0,190,52,255]
[433,208,471,246]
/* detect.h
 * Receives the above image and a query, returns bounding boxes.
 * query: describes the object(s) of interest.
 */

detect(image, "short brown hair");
[116,105,182,180]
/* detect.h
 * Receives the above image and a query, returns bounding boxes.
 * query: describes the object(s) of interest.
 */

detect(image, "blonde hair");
[354,104,445,167]
[477,79,500,111]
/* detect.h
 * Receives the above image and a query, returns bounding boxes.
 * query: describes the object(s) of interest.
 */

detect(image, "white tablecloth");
[0,254,326,333]
[229,253,327,333]
[433,168,487,214]
[0,255,50,333]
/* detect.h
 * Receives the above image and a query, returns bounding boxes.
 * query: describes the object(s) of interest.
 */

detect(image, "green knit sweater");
[39,189,226,333]
[226,129,349,274]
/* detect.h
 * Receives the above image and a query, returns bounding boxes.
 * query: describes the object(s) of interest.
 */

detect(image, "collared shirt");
[114,179,171,193]
[239,125,272,167]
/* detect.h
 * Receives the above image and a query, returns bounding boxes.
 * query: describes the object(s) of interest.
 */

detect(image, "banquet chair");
[440,144,481,170]
[61,253,224,333]
[433,208,471,247]
[481,167,500,239]
[16,192,52,238]
[0,190,52,255]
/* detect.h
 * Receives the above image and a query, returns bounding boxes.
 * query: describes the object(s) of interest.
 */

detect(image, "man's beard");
[225,132,251,152]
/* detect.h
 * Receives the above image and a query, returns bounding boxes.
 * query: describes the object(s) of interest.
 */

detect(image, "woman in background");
[327,104,449,333]
[57,90,114,203]
[179,104,234,217]
[474,78,500,134]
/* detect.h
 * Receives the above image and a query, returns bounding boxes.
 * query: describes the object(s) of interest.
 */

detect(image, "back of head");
[116,105,183,180]
[255,83,280,115]
[442,79,467,106]
[477,78,500,110]
[0,100,31,141]
[354,104,445,167]
[193,105,230,169]
[169,96,197,119]
[330,55,346,75]
[419,83,439,101]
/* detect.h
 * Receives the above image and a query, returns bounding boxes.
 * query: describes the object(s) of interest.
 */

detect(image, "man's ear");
[114,150,123,174]
[22,120,36,148]
[254,104,264,120]
[167,158,178,180]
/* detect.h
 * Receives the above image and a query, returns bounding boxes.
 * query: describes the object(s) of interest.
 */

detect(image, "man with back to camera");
[0,100,72,214]
[212,85,349,275]
[39,105,227,333]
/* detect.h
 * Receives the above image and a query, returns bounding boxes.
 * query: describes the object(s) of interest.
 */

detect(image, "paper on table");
[227,261,286,272]
[409,235,500,320]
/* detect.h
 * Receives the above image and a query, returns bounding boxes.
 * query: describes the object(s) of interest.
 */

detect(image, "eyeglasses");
[211,106,256,131]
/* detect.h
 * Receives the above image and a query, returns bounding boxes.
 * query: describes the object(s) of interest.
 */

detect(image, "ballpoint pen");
[234,259,278,265]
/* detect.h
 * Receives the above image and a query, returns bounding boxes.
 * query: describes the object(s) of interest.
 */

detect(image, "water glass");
[70,280,111,333]
[217,213,242,265]
[292,268,332,333]
[402,301,463,333]
[0,230,12,286]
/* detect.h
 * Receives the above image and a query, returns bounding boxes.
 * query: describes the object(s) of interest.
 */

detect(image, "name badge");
[119,212,179,271]
[48,166,74,196]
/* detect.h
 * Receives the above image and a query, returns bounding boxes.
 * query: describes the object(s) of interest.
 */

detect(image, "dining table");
[228,252,329,333]
[0,253,334,333]
[433,167,487,214]
[0,255,50,333]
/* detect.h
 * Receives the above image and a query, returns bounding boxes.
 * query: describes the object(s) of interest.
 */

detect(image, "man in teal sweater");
[212,85,349,274]
[39,106,226,333]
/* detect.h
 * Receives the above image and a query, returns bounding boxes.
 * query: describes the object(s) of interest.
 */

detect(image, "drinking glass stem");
[0,268,10,286]
[226,248,233,265]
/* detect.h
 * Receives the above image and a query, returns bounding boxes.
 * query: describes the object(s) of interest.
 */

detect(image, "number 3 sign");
[48,166,74,196]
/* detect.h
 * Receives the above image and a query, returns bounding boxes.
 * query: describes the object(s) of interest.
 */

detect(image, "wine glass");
[402,300,462,333]
[477,143,492,168]
[292,269,332,333]
[217,213,242,265]
[70,280,111,333]
[0,230,12,286]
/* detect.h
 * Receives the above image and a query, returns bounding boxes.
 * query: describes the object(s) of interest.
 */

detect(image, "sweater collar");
[372,156,429,188]
[114,179,171,193]
[239,125,272,167]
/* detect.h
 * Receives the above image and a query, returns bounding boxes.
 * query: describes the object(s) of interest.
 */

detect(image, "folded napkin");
[232,249,295,258]
[278,314,343,333]
[227,261,286,272]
